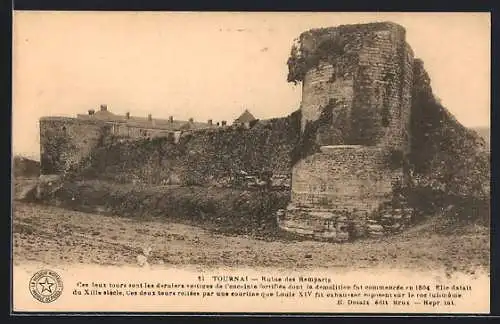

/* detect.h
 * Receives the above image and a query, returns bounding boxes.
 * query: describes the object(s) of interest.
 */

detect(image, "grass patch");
[43,180,291,240]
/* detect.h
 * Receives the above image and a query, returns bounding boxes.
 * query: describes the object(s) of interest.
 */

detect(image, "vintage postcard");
[11,11,491,314]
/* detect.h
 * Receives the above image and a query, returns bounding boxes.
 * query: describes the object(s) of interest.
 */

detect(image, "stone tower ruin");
[279,22,415,241]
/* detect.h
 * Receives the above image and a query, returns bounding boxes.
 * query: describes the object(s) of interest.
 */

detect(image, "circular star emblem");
[29,269,63,303]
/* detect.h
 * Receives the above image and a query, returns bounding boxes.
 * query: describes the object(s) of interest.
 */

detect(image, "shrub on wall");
[291,99,340,166]
[286,23,400,85]
[286,27,363,84]
[409,59,489,221]
[47,181,291,239]
[73,111,301,186]
[386,148,404,170]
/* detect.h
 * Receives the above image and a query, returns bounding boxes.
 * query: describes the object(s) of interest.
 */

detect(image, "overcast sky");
[12,11,490,159]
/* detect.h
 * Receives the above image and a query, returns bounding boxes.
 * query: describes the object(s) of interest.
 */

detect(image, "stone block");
[368,231,385,237]
[367,224,384,232]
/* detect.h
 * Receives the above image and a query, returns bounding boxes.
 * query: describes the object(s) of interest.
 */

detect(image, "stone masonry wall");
[291,145,399,213]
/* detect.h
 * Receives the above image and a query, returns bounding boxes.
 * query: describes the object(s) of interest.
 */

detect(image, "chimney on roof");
[88,109,95,116]
[221,120,227,126]
[169,116,174,123]
[125,112,130,119]
[208,119,213,126]
[189,118,194,123]
[148,114,152,121]
[100,104,107,111]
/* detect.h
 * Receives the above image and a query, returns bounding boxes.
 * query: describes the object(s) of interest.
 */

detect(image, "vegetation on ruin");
[41,134,78,175]
[45,180,290,240]
[408,59,489,223]
[286,23,400,84]
[385,148,404,170]
[290,99,342,166]
[286,28,361,84]
[76,111,302,186]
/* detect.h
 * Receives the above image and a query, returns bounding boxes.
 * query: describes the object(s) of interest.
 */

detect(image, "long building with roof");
[76,104,223,139]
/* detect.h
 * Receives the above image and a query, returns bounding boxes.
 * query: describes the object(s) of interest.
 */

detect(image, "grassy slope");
[12,201,489,274]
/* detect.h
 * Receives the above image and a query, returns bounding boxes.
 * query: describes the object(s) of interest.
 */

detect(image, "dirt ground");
[12,201,489,275]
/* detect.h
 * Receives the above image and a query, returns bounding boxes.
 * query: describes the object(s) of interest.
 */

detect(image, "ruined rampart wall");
[39,112,301,185]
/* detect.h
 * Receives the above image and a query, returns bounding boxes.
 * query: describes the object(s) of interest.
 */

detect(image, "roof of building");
[93,109,117,120]
[77,108,213,131]
[234,109,256,124]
